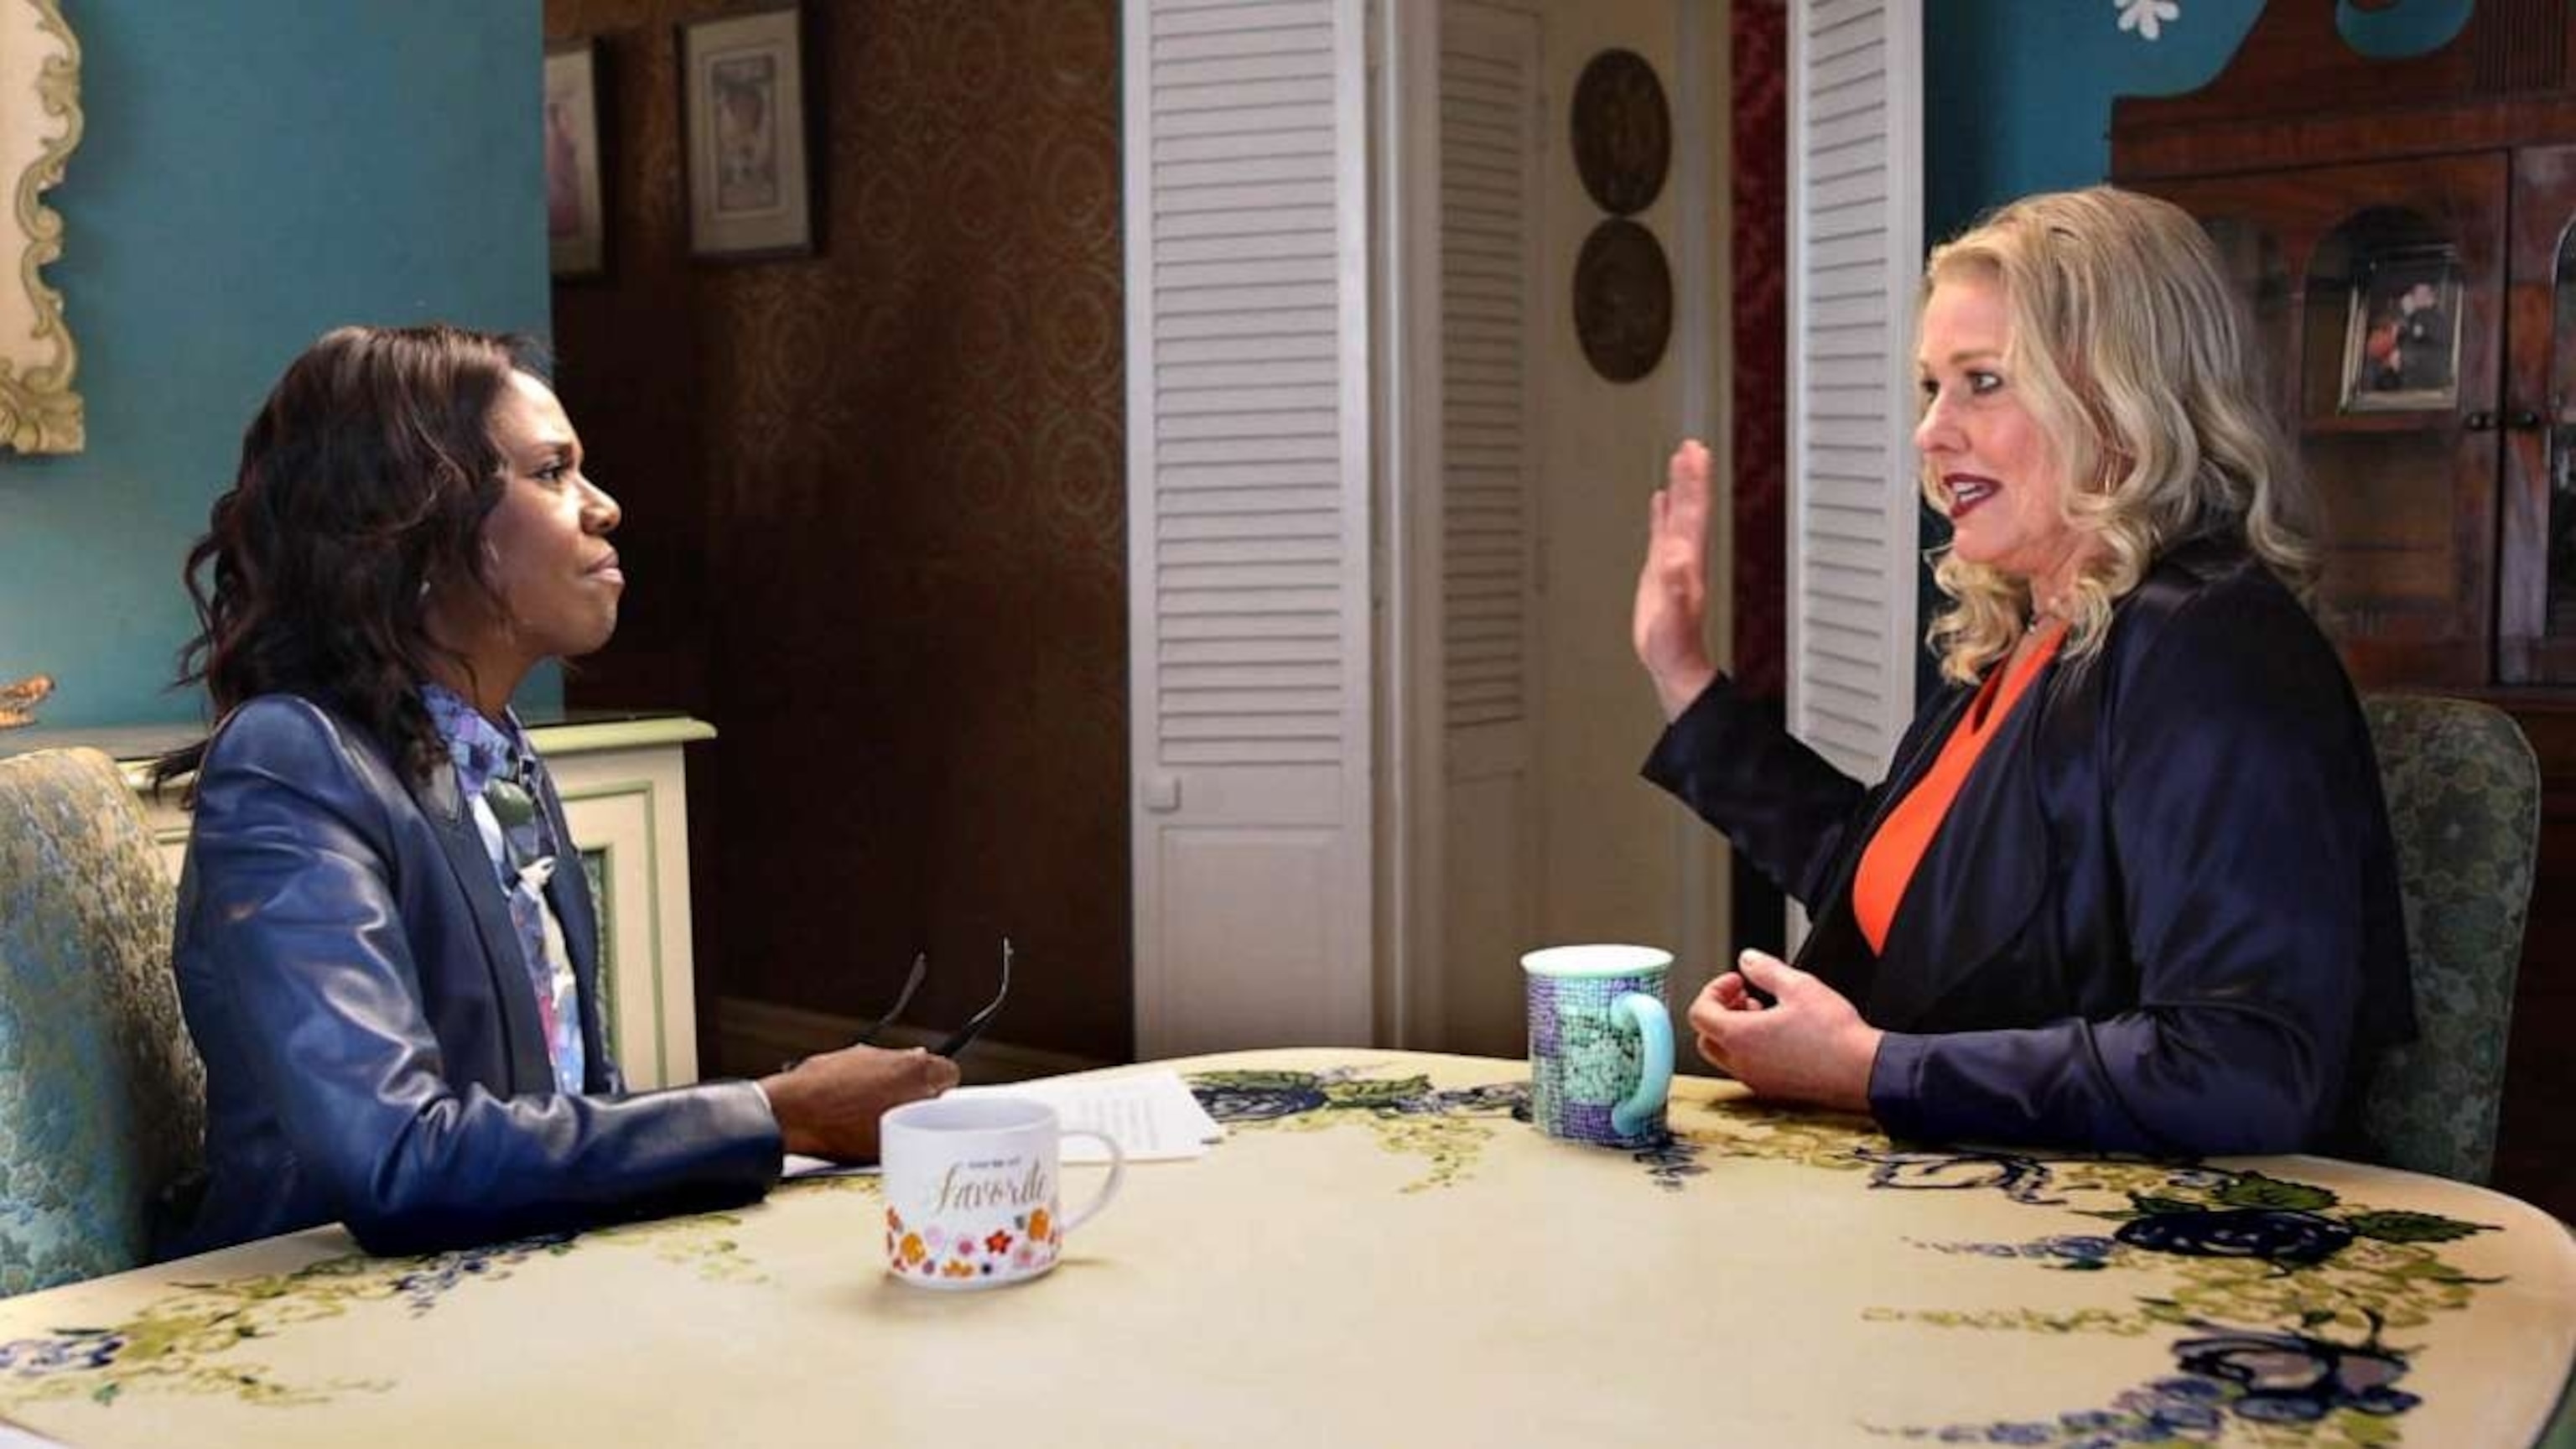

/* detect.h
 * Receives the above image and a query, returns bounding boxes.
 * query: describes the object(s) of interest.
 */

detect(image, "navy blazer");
[162,695,781,1259]
[1644,540,2416,1157]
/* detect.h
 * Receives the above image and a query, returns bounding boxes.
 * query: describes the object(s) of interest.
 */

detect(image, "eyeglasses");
[852,937,1014,1060]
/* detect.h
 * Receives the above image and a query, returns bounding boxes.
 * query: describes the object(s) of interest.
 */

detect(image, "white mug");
[880,1095,1125,1290]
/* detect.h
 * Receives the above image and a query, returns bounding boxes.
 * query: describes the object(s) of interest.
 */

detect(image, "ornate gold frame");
[0,0,80,454]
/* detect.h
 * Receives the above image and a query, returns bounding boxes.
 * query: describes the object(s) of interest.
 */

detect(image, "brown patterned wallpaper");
[1729,0,1787,961]
[542,0,1131,1066]
[1731,0,1784,703]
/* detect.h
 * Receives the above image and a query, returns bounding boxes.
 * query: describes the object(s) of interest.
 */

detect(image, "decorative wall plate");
[1573,218,1672,384]
[1570,48,1670,216]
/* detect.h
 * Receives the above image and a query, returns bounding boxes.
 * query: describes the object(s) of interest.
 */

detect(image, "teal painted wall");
[0,2,555,730]
[1925,0,2474,243]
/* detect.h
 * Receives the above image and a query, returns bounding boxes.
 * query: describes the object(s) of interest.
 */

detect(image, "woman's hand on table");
[1688,950,1883,1114]
[760,1044,959,1162]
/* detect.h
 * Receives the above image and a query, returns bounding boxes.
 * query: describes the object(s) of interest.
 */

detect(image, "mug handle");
[1058,1129,1126,1234]
[1609,992,1674,1138]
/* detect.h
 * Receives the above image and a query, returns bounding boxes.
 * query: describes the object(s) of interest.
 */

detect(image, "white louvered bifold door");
[1125,0,1375,1055]
[1431,0,1541,1057]
[1786,0,1921,780]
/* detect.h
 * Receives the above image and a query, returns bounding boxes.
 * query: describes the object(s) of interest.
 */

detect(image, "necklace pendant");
[485,776,537,828]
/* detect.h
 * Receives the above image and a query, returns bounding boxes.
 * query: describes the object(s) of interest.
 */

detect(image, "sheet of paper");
[782,1154,876,1180]
[953,1069,1223,1163]
[780,1069,1223,1179]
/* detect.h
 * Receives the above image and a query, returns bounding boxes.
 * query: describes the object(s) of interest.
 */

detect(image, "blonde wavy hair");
[1919,186,2318,684]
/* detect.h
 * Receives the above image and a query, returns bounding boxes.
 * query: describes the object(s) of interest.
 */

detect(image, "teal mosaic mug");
[1521,944,1675,1146]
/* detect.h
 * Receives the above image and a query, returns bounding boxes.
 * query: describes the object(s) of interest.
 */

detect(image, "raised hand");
[1632,440,1719,720]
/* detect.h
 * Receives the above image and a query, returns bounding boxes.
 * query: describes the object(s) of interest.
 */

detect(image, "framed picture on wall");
[544,40,607,279]
[2340,244,2463,413]
[0,0,84,450]
[679,4,814,261]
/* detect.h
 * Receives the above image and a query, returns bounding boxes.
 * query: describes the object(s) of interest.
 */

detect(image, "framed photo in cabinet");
[2340,245,2463,413]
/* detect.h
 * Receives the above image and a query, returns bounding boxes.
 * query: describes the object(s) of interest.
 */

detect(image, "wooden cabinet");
[10,713,714,1091]
[529,717,714,1090]
[2114,3,2576,1218]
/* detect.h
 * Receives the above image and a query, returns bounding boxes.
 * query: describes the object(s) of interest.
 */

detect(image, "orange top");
[1851,621,2065,956]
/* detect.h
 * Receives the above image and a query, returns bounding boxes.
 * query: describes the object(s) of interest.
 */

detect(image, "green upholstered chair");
[0,747,205,1295]
[2358,694,2540,1184]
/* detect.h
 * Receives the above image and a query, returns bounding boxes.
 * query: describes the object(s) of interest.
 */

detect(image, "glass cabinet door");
[2502,143,2576,682]
[2198,216,2295,429]
[2148,157,2508,689]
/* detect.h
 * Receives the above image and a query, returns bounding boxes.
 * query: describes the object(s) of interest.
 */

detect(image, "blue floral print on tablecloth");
[0,1332,123,1376]
[1188,1069,2514,1444]
[1189,1066,1709,1189]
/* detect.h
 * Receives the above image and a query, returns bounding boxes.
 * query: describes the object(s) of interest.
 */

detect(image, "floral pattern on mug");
[897,1200,1067,1280]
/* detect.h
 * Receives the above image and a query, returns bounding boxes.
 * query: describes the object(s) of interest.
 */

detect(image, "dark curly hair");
[155,324,548,788]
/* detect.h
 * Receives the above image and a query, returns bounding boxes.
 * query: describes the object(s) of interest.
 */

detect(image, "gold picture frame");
[678,4,813,261]
[0,0,80,453]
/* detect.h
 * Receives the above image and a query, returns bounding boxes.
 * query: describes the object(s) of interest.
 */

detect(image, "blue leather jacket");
[160,695,780,1259]
[1644,539,2417,1157]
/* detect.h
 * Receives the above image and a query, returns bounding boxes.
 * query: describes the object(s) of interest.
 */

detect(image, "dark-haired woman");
[156,325,954,1259]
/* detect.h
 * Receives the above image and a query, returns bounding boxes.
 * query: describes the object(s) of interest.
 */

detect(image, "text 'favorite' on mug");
[880,1095,1125,1290]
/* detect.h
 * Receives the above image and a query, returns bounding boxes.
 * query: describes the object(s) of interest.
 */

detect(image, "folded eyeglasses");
[844,936,1013,1061]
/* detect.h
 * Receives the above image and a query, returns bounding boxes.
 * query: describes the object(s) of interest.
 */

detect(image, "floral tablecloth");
[0,1049,2567,1447]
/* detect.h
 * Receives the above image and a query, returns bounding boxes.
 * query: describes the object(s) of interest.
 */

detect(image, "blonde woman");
[1632,187,2414,1156]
